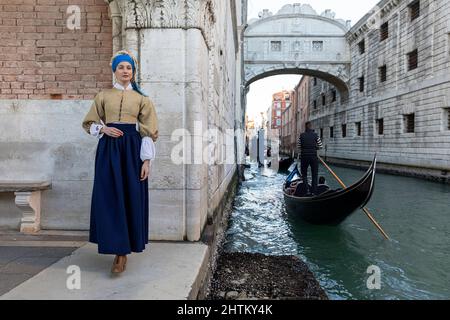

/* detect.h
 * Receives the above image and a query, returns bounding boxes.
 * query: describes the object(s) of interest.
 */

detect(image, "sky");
[246,0,381,121]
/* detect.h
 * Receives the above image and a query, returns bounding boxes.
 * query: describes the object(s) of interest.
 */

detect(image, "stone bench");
[0,181,52,234]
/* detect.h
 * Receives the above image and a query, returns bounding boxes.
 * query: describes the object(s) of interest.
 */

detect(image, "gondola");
[283,156,377,225]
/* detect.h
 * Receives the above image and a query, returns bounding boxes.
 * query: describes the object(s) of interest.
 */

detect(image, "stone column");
[105,0,215,241]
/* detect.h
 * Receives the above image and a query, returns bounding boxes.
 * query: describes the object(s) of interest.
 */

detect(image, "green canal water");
[223,162,450,300]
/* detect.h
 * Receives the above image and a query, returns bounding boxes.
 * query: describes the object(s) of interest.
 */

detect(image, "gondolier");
[297,122,323,195]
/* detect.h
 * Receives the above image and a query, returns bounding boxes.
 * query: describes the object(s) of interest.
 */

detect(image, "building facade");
[293,76,311,154]
[309,0,450,181]
[270,90,292,129]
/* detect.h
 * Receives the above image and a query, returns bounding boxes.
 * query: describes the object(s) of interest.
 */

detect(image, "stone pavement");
[0,232,210,300]
[0,246,78,296]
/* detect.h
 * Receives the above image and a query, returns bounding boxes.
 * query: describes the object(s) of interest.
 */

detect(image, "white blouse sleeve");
[89,123,104,139]
[140,137,156,162]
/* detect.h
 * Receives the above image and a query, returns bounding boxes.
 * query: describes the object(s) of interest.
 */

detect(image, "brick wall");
[0,0,112,100]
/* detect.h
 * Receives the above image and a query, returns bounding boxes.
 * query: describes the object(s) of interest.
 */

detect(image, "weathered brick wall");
[309,0,450,174]
[0,0,112,100]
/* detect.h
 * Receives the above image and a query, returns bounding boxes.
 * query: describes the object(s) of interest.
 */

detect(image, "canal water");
[223,160,450,300]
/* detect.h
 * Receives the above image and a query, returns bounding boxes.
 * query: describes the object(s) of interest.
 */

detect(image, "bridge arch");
[244,4,351,101]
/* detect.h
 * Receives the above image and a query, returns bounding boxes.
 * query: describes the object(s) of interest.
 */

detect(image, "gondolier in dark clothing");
[297,122,323,195]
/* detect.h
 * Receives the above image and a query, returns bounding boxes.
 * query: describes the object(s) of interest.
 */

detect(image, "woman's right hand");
[101,126,124,138]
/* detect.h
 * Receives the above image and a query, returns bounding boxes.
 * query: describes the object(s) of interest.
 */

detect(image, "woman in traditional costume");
[82,50,158,274]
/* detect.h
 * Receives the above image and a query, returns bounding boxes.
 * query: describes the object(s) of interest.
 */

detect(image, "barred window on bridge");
[271,41,282,52]
[312,41,324,52]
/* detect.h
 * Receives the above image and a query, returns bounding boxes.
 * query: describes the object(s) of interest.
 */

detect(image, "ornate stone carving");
[107,0,216,47]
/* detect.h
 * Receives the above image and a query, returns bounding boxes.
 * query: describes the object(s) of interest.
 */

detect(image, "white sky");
[246,0,381,121]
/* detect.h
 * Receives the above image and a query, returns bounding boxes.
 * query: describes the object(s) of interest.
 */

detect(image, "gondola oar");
[318,155,390,240]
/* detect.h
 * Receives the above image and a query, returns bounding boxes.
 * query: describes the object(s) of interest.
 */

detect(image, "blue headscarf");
[111,54,147,97]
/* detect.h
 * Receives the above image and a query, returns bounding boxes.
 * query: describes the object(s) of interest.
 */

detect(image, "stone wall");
[309,0,450,178]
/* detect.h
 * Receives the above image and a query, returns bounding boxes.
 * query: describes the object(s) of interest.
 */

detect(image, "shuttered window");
[331,89,337,102]
[447,109,450,130]
[358,40,365,54]
[404,114,415,133]
[408,49,418,71]
[355,122,362,136]
[380,22,389,41]
[359,76,365,92]
[409,0,420,21]
[379,65,387,83]
[376,119,384,135]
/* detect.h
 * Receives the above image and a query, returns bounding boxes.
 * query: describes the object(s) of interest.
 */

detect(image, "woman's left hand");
[140,160,151,181]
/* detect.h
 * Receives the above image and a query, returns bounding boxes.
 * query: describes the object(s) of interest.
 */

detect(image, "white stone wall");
[0,100,97,230]
[309,0,450,174]
[207,0,243,223]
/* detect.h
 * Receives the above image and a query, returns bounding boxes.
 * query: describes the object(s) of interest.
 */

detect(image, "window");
[313,100,317,109]
[312,41,324,52]
[322,94,326,106]
[320,128,324,139]
[444,108,450,131]
[355,122,362,136]
[404,113,415,133]
[330,126,334,138]
[271,41,282,52]
[409,0,420,21]
[276,110,281,116]
[358,76,365,92]
[380,22,389,41]
[408,49,418,71]
[376,118,384,135]
[379,65,387,83]
[358,40,365,54]
[331,89,337,102]
[342,124,347,138]
[276,119,281,126]
[313,77,317,86]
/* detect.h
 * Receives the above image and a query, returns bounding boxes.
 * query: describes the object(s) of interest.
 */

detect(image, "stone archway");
[244,4,351,101]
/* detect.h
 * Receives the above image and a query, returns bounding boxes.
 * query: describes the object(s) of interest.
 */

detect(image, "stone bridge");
[244,4,351,101]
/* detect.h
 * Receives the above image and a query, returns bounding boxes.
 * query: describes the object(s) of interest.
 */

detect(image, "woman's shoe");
[111,255,127,274]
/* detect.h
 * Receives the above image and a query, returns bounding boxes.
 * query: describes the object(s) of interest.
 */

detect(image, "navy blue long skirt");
[89,123,149,255]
